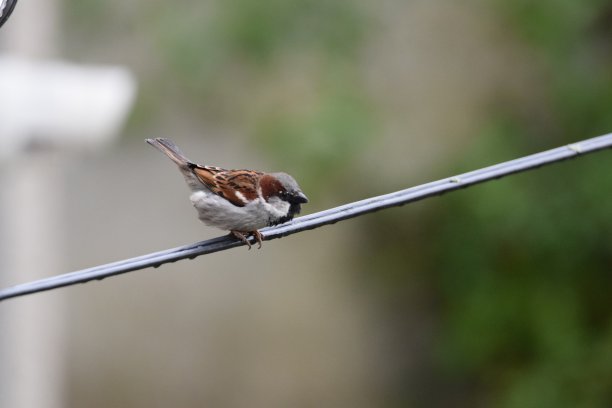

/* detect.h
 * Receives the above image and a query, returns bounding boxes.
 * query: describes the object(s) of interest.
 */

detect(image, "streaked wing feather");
[193,166,262,207]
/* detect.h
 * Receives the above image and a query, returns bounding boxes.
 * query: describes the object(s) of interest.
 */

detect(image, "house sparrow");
[146,138,308,249]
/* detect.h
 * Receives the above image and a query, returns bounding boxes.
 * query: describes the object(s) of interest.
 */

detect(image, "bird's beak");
[294,191,309,204]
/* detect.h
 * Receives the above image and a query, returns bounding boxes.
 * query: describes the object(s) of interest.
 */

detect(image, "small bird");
[146,138,308,249]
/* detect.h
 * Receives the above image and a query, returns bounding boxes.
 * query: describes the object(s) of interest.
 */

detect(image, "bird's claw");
[231,230,264,249]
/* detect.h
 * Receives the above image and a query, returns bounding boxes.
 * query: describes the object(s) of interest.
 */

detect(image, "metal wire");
[0,0,19,28]
[1,133,611,302]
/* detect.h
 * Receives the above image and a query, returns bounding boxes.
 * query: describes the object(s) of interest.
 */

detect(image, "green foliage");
[151,0,368,93]
[253,72,376,190]
[360,121,612,406]
[359,2,612,406]
[495,0,612,138]
[219,0,366,62]
[435,126,612,401]
[492,0,597,53]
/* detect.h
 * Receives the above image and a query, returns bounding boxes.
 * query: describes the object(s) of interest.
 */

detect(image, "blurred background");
[1,0,612,406]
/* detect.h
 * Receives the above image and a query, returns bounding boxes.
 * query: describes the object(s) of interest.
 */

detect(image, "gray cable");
[1,133,611,301]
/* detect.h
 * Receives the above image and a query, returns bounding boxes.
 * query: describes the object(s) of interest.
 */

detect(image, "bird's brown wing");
[192,166,262,207]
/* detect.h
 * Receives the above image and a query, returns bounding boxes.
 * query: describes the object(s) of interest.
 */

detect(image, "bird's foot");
[231,230,264,249]
[252,230,264,249]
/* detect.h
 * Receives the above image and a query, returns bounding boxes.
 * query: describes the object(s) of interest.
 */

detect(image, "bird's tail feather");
[146,138,193,167]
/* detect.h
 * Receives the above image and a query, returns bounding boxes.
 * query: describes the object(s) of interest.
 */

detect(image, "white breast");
[189,191,290,232]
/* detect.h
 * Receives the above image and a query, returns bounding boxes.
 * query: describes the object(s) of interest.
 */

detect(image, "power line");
[1,133,611,302]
